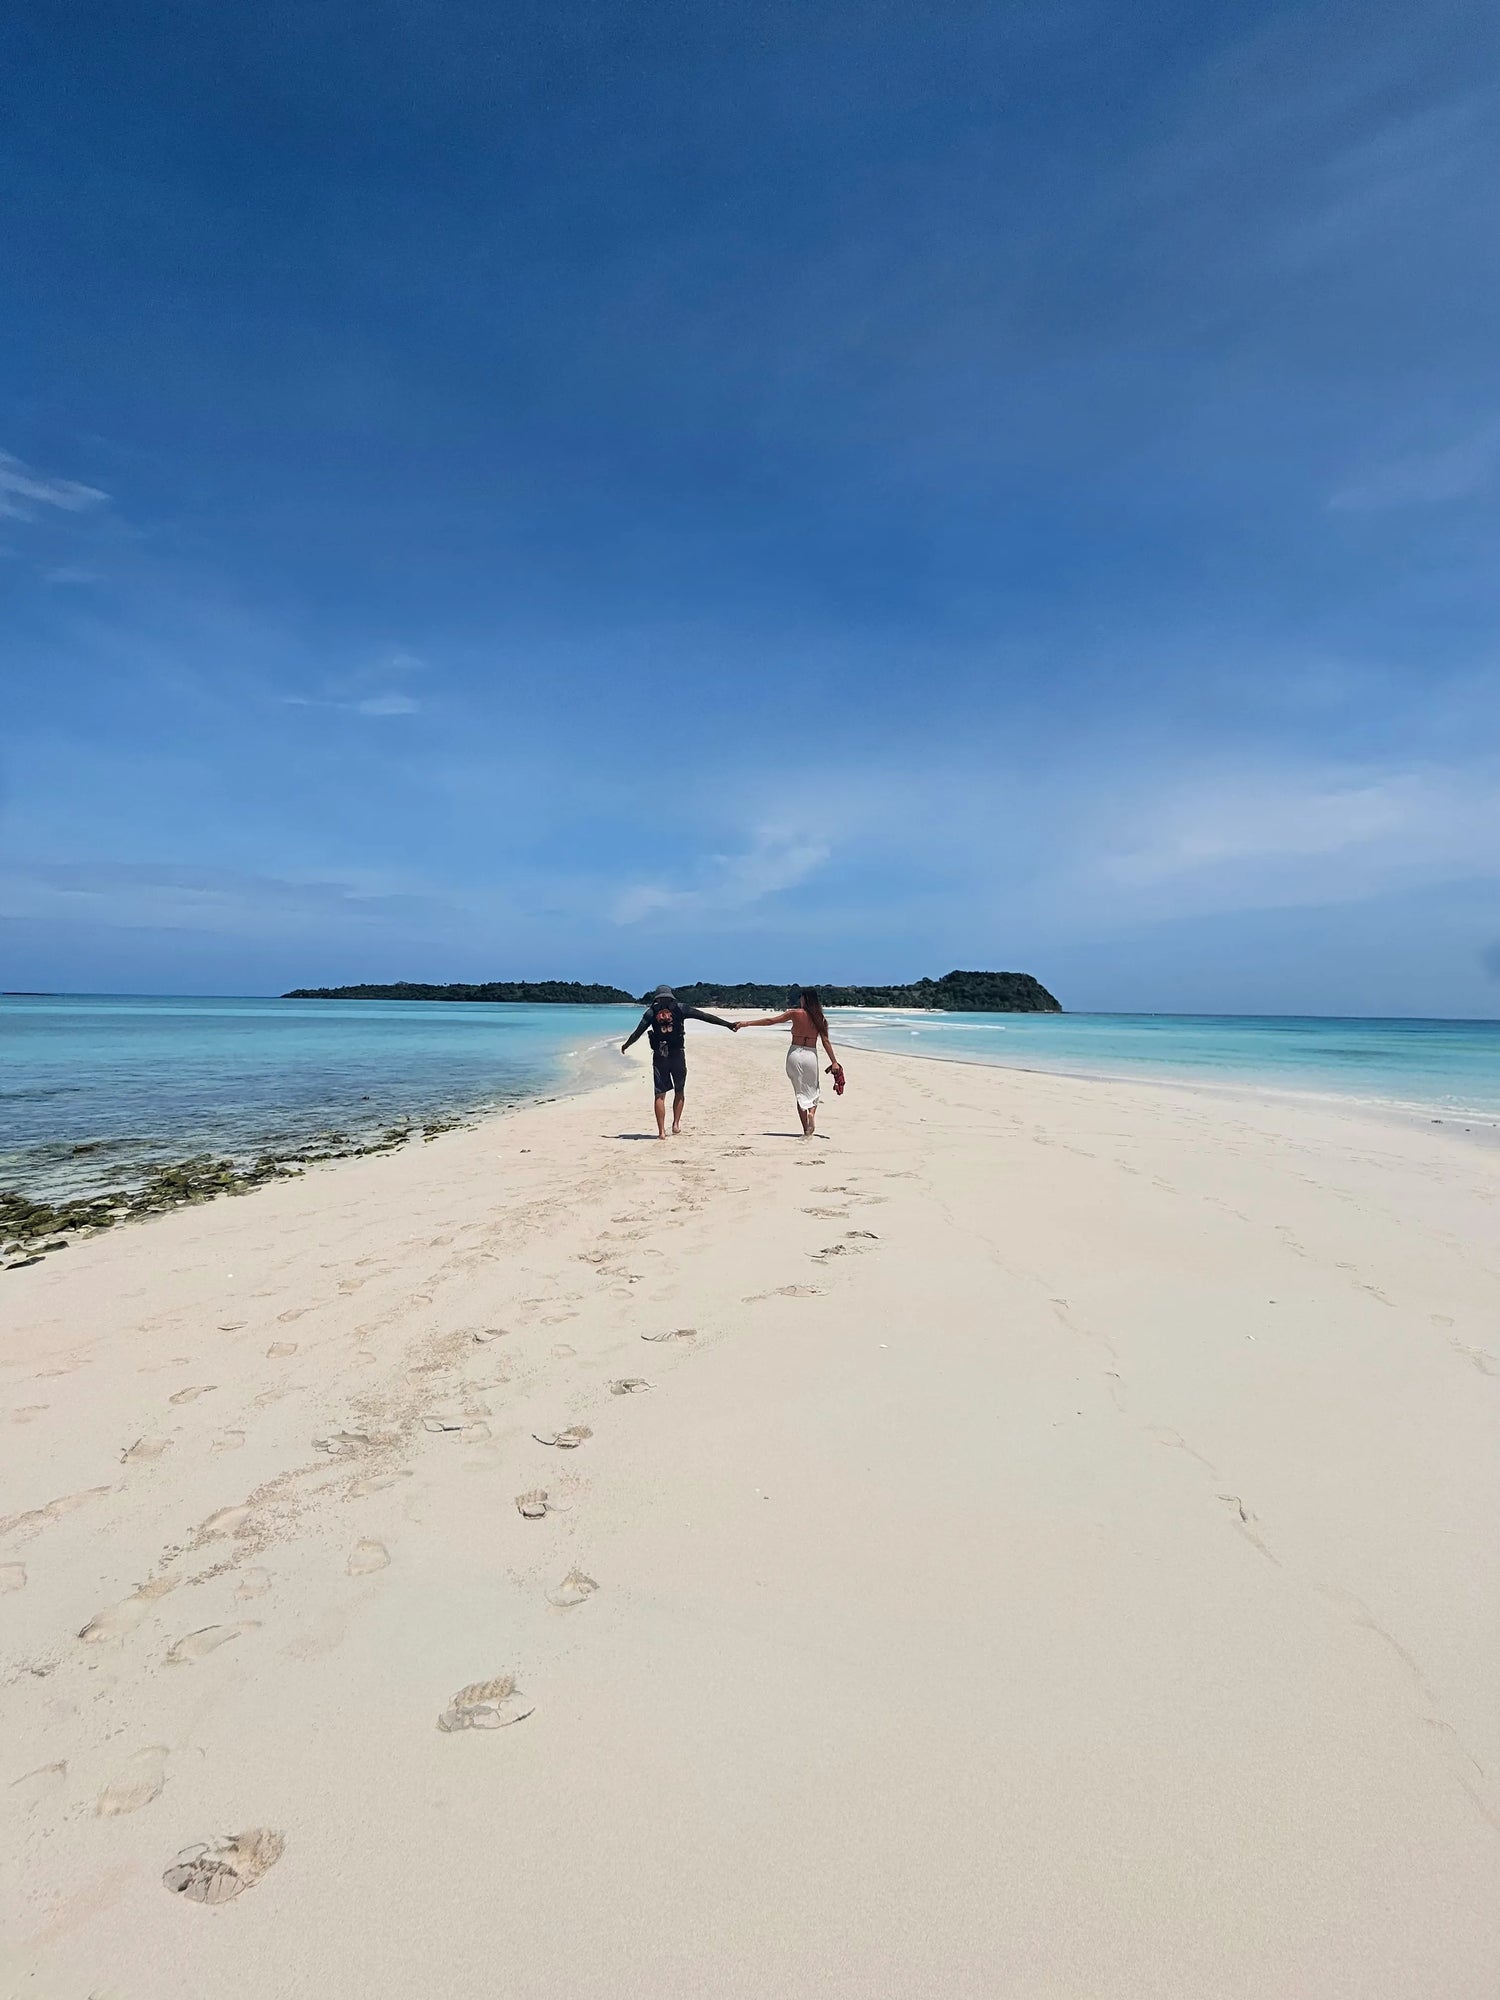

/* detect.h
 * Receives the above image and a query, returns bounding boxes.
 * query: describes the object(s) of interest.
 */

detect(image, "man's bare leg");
[672,1089,686,1135]
[654,1093,668,1139]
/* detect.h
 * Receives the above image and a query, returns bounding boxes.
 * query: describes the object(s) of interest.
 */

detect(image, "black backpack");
[649,998,682,1049]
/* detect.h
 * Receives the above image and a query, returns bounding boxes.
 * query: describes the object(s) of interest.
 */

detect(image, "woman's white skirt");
[786,1045,821,1110]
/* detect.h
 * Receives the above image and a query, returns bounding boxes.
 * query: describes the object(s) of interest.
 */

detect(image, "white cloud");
[613,822,830,925]
[356,693,420,716]
[0,448,108,521]
[1076,760,1500,921]
[279,651,427,716]
[279,691,421,717]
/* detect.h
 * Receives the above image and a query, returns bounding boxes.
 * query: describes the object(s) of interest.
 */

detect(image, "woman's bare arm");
[737,1010,795,1029]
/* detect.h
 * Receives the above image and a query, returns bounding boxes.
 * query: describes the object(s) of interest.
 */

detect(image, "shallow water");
[1,994,638,1198]
[832,1009,1500,1123]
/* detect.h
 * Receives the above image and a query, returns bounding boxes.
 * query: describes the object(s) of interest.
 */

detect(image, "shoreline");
[834,1035,1500,1145]
[9,1015,1499,1260]
[3,1032,1499,1994]
[1,1029,635,1252]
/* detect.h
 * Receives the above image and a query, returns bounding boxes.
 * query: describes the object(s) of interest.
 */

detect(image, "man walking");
[622,984,736,1139]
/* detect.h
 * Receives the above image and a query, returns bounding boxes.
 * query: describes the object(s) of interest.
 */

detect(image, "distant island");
[283,970,1062,1011]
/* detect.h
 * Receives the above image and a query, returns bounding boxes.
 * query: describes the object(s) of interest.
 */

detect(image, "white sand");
[3,1028,1498,1997]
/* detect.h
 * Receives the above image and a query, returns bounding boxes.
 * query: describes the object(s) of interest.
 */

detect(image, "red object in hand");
[827,1062,846,1095]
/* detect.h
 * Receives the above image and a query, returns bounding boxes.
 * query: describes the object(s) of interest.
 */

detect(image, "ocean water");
[6,997,1499,1206]
[832,1009,1500,1123]
[1,994,639,1200]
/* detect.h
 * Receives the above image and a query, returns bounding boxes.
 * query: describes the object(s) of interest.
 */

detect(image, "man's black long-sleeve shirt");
[623,998,733,1055]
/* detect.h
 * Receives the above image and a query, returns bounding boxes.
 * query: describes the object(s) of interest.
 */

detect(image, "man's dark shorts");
[652,1048,688,1096]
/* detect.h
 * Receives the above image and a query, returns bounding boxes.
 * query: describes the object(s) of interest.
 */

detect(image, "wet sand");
[3,1028,1498,1996]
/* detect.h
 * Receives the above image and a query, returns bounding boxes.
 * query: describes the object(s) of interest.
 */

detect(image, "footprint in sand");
[165,1621,259,1665]
[169,1385,217,1406]
[10,1762,67,1810]
[471,1327,510,1344]
[163,1827,284,1904]
[1216,1493,1278,1562]
[846,1229,879,1240]
[314,1429,392,1457]
[2,1563,28,1591]
[79,1579,175,1644]
[1452,1341,1499,1377]
[347,1469,411,1497]
[211,1430,246,1453]
[217,1320,247,1331]
[436,1675,534,1731]
[122,1436,172,1463]
[516,1489,550,1519]
[642,1327,697,1343]
[200,1503,253,1538]
[96,1745,168,1817]
[11,1405,48,1424]
[532,1426,592,1449]
[607,1378,651,1395]
[266,1342,298,1359]
[1,1483,114,1543]
[235,1568,271,1601]
[551,1343,577,1359]
[547,1569,598,1609]
[346,1538,390,1575]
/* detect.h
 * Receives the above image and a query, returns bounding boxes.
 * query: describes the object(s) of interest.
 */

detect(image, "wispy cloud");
[280,650,426,717]
[613,822,830,925]
[1330,420,1500,512]
[355,692,419,716]
[0,860,452,940]
[1073,758,1500,922]
[0,448,108,521]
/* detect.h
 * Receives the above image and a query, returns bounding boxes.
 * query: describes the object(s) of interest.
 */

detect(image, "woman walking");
[736,987,841,1136]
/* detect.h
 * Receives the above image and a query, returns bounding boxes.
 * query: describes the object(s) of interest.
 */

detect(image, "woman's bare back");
[787,1007,818,1048]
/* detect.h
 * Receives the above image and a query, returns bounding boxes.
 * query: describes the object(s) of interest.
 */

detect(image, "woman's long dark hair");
[799,987,828,1036]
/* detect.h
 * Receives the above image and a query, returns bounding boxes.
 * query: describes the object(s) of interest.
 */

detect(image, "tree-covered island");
[283,970,1062,1011]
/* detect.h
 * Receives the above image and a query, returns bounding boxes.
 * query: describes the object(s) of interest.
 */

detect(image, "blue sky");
[3,0,1498,1013]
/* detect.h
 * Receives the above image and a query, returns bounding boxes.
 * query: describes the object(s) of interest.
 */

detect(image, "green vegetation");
[671,971,1061,1012]
[283,969,1061,1011]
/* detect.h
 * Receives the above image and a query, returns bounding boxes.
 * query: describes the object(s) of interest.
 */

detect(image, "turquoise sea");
[4,995,1498,1202]
[832,1008,1500,1124]
[1,994,638,1200]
